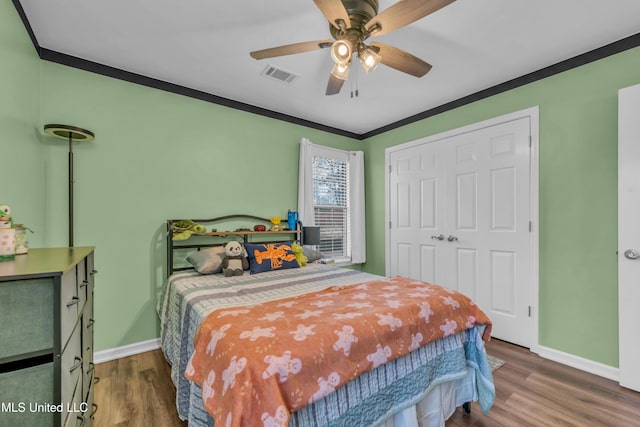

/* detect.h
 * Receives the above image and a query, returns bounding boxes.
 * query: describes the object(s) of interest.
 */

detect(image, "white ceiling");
[17,0,640,135]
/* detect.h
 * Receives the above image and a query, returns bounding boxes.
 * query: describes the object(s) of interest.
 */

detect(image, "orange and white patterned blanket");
[185,276,492,427]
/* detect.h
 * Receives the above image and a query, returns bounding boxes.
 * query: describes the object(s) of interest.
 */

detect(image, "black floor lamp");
[44,124,95,247]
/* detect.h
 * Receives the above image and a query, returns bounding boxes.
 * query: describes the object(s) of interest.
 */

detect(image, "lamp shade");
[330,40,352,65]
[44,124,95,142]
[359,47,381,73]
[331,62,351,80]
[302,226,321,246]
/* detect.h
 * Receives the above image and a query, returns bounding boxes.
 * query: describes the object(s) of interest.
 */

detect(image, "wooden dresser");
[0,247,96,427]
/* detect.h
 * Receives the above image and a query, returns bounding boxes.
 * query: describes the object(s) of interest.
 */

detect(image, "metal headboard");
[166,214,300,277]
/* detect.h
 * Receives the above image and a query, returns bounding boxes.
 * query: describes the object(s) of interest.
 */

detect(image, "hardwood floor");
[94,350,187,427]
[94,340,640,426]
[447,340,640,427]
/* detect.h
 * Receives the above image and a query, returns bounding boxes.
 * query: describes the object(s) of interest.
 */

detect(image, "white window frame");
[298,138,366,264]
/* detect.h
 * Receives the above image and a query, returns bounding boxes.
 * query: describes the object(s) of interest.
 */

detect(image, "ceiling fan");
[250,0,455,95]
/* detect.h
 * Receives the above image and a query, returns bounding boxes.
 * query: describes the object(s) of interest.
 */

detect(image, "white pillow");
[303,246,325,263]
[186,246,226,274]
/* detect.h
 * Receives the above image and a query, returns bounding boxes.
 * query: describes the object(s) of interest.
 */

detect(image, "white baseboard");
[536,345,619,382]
[94,338,161,364]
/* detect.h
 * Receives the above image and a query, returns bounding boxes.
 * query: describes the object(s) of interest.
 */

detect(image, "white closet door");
[388,115,533,347]
[618,84,640,391]
[388,141,449,285]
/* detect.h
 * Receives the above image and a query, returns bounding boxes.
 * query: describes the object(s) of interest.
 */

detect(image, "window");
[312,155,350,259]
[298,138,365,264]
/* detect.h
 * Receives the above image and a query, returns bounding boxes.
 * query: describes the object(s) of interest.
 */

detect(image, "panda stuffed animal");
[221,241,248,276]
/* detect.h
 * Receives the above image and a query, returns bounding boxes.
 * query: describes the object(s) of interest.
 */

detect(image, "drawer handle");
[87,362,95,374]
[90,269,98,276]
[90,403,98,419]
[80,280,89,288]
[66,296,80,307]
[87,318,95,328]
[70,356,83,373]
[77,414,85,426]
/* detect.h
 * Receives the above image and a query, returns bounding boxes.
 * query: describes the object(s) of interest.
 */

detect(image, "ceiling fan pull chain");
[351,64,359,99]
[350,66,356,98]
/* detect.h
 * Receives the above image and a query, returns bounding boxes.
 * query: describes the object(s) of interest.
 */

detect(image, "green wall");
[361,46,640,367]
[38,62,362,351]
[0,1,45,245]
[4,2,639,367]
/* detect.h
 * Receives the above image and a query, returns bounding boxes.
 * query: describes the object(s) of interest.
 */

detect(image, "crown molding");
[12,0,640,140]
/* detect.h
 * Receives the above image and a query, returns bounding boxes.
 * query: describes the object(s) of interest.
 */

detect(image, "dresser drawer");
[0,278,54,360]
[60,269,79,349]
[0,362,55,426]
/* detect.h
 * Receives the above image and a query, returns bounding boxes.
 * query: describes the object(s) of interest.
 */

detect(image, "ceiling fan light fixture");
[331,62,351,80]
[330,40,352,65]
[359,47,382,73]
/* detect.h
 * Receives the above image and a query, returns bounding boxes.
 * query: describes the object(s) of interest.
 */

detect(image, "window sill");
[335,257,362,267]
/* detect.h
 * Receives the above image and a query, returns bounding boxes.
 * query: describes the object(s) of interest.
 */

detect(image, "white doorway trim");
[618,84,640,391]
[384,106,540,352]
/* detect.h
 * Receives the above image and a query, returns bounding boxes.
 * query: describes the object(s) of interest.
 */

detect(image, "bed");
[158,216,495,426]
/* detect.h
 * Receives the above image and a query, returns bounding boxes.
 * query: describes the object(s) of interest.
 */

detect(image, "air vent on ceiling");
[261,65,298,85]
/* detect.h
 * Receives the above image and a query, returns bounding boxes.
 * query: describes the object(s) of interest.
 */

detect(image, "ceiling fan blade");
[314,0,351,30]
[371,42,432,77]
[365,0,455,36]
[250,40,333,60]
[326,73,346,95]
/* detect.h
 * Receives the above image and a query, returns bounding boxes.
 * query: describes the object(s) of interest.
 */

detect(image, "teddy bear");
[221,241,248,276]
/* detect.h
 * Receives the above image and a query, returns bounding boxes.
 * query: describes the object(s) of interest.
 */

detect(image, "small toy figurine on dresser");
[0,205,16,261]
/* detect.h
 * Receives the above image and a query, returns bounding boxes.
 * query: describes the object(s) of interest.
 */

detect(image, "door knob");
[447,235,458,242]
[431,234,445,241]
[624,249,640,260]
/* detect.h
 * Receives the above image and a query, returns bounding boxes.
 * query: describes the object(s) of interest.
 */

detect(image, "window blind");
[312,155,351,259]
